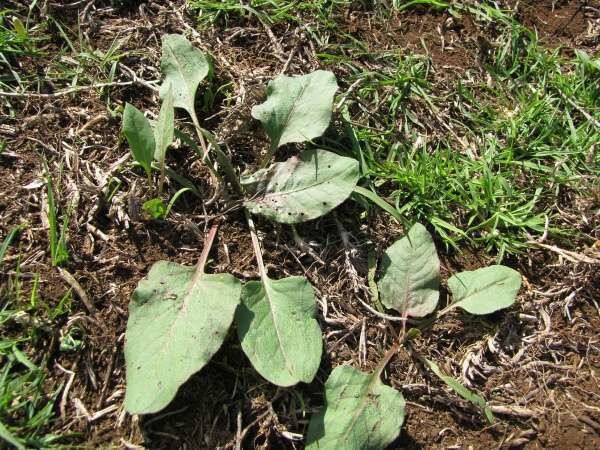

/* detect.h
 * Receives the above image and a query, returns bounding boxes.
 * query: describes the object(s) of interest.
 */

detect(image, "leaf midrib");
[391,237,428,312]
[338,371,382,446]
[274,78,309,147]
[159,269,203,346]
[455,274,513,304]
[166,42,196,111]
[152,268,211,391]
[255,159,354,202]
[262,279,296,380]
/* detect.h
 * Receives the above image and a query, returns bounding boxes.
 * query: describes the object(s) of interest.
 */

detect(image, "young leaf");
[124,228,241,414]
[154,84,174,194]
[445,265,521,315]
[378,223,440,317]
[251,70,338,149]
[154,83,174,164]
[122,103,155,179]
[142,198,167,220]
[423,358,494,424]
[235,276,322,386]
[160,34,210,118]
[305,365,406,450]
[242,149,360,224]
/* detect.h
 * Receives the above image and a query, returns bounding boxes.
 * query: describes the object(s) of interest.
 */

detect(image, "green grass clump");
[0,9,47,57]
[338,5,599,258]
[0,232,76,448]
[0,279,71,449]
[0,348,63,449]
[189,0,350,27]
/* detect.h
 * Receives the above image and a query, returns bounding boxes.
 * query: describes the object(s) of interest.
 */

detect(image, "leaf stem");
[259,142,277,169]
[373,318,410,379]
[367,248,385,313]
[373,307,410,378]
[245,210,268,280]
[197,223,219,275]
[189,110,210,161]
[158,159,165,196]
[436,304,455,317]
[146,170,154,196]
[201,129,243,196]
[189,112,243,197]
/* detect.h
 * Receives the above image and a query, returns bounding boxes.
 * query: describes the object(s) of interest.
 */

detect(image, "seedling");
[307,223,520,447]
[44,169,69,267]
[122,103,154,187]
[141,198,167,220]
[122,35,524,446]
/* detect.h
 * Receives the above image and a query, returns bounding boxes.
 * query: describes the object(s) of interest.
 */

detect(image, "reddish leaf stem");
[197,223,219,274]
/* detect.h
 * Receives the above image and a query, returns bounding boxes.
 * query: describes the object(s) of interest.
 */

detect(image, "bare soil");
[0,1,599,449]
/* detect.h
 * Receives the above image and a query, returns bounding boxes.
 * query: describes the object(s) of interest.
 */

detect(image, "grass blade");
[0,420,25,450]
[45,170,69,267]
[423,358,494,424]
[353,186,402,222]
[165,187,192,217]
[0,226,22,266]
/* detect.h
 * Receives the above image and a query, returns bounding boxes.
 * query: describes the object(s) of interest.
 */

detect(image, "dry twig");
[58,267,95,314]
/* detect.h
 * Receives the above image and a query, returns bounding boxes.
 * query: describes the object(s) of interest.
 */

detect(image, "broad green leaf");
[306,365,405,450]
[235,276,322,386]
[445,265,521,315]
[242,149,360,224]
[124,261,241,414]
[378,223,440,317]
[251,70,338,149]
[160,34,210,117]
[423,358,494,423]
[122,103,154,177]
[154,83,174,164]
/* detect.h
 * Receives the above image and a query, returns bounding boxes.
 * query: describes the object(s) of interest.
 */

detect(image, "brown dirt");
[1,1,599,449]
[517,0,588,44]
[340,9,479,72]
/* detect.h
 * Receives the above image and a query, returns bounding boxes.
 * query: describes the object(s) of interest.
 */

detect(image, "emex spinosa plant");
[122,34,522,448]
